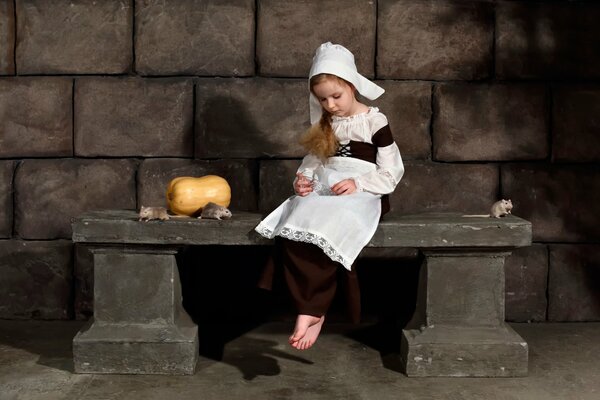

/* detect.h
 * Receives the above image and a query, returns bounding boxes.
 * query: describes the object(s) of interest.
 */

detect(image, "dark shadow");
[177,245,317,379]
[197,94,297,159]
[344,253,422,373]
[200,333,313,381]
[0,319,85,373]
[495,2,599,80]
[177,245,270,355]
[581,260,600,316]
[501,163,600,244]
[177,244,424,377]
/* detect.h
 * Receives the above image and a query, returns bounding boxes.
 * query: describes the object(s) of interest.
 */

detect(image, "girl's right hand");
[294,173,313,196]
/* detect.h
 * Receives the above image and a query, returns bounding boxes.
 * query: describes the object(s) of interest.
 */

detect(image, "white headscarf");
[308,42,385,124]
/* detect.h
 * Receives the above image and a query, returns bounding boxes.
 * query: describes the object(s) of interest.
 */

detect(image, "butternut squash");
[166,175,231,216]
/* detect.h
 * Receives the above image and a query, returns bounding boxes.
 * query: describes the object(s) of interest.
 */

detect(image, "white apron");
[255,157,381,270]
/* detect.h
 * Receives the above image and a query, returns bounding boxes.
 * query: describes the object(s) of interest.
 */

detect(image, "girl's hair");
[300,74,353,160]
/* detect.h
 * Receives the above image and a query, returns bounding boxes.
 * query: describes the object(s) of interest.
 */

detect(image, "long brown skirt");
[258,238,361,323]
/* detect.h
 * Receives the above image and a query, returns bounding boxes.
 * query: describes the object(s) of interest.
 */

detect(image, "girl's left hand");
[331,178,357,195]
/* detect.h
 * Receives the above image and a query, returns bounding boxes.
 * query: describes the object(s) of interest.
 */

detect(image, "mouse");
[462,199,513,218]
[138,206,170,221]
[199,202,232,220]
[491,199,513,218]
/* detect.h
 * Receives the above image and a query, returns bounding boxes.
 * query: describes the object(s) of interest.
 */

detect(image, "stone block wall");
[1,0,598,322]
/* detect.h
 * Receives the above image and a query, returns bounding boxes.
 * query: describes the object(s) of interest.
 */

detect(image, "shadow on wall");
[198,94,293,159]
[584,263,600,313]
[421,2,597,79]
[503,165,600,244]
[430,1,494,78]
[496,3,598,80]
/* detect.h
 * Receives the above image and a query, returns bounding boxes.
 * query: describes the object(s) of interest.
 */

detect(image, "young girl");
[255,42,404,350]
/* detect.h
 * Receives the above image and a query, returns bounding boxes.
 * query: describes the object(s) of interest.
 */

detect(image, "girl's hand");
[331,178,357,195]
[294,173,313,196]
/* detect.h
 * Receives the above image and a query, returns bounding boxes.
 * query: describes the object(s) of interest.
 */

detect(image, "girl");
[255,42,404,350]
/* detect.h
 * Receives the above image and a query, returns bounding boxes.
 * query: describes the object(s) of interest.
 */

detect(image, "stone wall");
[1,0,599,322]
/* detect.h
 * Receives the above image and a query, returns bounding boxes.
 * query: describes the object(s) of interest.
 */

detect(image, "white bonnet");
[308,42,384,124]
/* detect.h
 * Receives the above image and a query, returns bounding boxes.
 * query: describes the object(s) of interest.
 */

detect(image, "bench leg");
[73,247,198,375]
[401,251,528,377]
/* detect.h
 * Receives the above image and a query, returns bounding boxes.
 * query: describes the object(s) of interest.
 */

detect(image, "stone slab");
[73,210,269,246]
[16,0,132,74]
[433,84,548,161]
[552,85,600,162]
[372,81,432,160]
[390,161,499,214]
[402,249,529,376]
[15,159,137,239]
[73,245,199,374]
[195,78,308,158]
[496,2,600,79]
[377,0,493,80]
[505,245,549,322]
[0,240,72,319]
[258,159,301,212]
[73,321,198,375]
[75,77,193,157]
[0,161,14,238]
[93,249,181,324]
[257,0,376,77]
[0,77,72,158]
[0,0,14,74]
[137,158,257,212]
[548,244,600,322]
[72,209,531,249]
[372,214,531,249]
[135,0,254,76]
[421,252,506,326]
[401,324,528,377]
[502,163,600,242]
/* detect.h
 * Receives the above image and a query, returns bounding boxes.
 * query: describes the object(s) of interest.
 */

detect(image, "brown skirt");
[258,238,361,323]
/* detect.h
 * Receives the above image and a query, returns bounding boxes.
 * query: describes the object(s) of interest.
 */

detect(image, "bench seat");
[72,210,532,377]
[72,210,531,248]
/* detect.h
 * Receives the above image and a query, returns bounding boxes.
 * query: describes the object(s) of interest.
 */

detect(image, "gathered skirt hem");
[255,222,352,269]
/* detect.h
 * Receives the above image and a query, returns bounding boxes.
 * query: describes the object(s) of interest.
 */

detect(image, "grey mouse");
[199,202,232,220]
[462,199,513,218]
[138,206,170,221]
[490,199,513,218]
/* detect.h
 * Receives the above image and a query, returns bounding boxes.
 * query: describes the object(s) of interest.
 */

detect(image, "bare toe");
[289,314,321,345]
[292,316,324,350]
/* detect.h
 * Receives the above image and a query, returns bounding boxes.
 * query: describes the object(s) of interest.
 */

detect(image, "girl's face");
[312,77,357,118]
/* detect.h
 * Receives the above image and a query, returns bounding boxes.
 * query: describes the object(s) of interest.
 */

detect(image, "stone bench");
[71,210,532,377]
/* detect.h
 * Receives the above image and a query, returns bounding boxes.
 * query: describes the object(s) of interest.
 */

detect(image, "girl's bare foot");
[293,316,325,350]
[289,314,325,350]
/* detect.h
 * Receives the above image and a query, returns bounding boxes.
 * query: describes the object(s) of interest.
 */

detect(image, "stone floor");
[0,320,598,400]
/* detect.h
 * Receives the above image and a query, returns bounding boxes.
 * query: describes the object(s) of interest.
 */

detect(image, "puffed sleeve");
[296,153,323,179]
[354,125,404,195]
[292,153,323,192]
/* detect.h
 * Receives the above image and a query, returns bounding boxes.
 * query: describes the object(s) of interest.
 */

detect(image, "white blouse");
[297,107,404,195]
